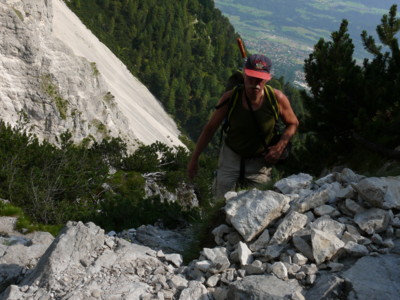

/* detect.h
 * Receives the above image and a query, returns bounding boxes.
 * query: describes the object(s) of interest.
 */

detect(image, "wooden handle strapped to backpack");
[236,38,247,59]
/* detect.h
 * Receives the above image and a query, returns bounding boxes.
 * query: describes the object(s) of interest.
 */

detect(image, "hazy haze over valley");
[214,0,397,87]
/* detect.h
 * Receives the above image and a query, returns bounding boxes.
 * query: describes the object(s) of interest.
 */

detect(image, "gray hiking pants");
[214,143,272,199]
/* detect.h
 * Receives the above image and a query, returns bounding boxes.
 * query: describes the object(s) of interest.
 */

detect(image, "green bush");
[0,121,211,234]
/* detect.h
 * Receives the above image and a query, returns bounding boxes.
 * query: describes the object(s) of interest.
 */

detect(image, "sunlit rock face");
[0,0,184,150]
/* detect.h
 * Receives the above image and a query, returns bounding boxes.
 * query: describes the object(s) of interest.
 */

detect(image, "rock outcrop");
[0,0,184,150]
[1,169,400,299]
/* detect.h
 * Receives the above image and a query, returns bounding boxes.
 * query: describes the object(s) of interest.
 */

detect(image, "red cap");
[244,54,272,80]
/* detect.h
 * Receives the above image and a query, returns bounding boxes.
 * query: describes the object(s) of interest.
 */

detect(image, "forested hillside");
[299,4,400,174]
[66,0,243,141]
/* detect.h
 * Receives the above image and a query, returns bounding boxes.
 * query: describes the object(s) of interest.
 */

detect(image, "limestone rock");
[165,253,183,267]
[353,176,400,209]
[179,280,210,300]
[227,275,302,300]
[295,188,333,213]
[293,253,308,265]
[293,230,314,261]
[311,229,345,264]
[249,229,270,251]
[305,273,345,300]
[0,0,184,150]
[237,241,253,266]
[336,168,365,184]
[2,168,400,300]
[344,198,366,215]
[135,224,191,253]
[311,216,346,238]
[242,260,265,275]
[212,224,233,246]
[271,261,288,280]
[274,173,313,194]
[354,208,391,234]
[0,217,18,234]
[0,221,180,300]
[199,247,231,273]
[344,241,369,257]
[269,211,308,245]
[224,189,290,242]
[343,254,400,300]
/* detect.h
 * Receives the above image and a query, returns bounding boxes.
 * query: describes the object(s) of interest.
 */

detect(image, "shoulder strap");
[217,85,241,146]
[215,85,241,110]
[264,85,279,122]
[226,85,241,125]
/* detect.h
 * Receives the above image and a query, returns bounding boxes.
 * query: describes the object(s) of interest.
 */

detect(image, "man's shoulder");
[215,89,235,109]
[223,86,241,101]
[270,88,285,101]
[223,89,235,98]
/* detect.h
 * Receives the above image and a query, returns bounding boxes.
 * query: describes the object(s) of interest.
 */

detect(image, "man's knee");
[214,172,237,199]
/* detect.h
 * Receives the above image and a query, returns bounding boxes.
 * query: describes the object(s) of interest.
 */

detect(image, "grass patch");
[40,74,69,120]
[12,7,24,21]
[0,203,24,217]
[182,198,227,264]
[90,62,100,76]
[103,91,115,105]
[80,135,96,147]
[91,119,108,136]
[0,202,63,237]
[15,215,63,237]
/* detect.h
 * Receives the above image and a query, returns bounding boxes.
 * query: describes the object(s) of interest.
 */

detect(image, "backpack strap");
[225,86,241,131]
[215,85,241,146]
[215,85,241,110]
[264,85,279,122]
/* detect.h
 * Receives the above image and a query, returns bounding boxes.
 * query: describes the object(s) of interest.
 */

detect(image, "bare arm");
[264,89,299,164]
[187,90,233,179]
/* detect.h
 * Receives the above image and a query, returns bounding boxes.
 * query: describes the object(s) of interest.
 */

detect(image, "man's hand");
[264,144,284,164]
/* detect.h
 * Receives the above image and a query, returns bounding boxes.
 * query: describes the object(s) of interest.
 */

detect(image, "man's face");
[244,74,267,99]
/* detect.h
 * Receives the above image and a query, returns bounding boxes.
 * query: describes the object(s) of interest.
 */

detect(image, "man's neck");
[243,87,264,109]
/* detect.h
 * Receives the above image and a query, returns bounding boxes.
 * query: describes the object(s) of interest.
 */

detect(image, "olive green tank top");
[225,86,277,157]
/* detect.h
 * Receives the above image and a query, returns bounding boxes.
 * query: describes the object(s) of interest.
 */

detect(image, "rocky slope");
[1,169,399,299]
[0,0,184,150]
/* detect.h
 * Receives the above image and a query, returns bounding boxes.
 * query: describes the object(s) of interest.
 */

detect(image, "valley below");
[214,0,396,87]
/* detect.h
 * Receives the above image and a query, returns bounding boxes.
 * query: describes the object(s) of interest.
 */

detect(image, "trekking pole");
[236,38,247,63]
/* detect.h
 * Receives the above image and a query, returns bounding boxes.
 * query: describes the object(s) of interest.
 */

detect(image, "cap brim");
[244,68,271,80]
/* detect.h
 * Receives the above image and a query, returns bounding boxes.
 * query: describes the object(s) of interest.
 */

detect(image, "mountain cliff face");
[0,0,184,149]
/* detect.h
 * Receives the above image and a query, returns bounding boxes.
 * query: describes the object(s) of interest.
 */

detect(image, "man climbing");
[187,54,299,198]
